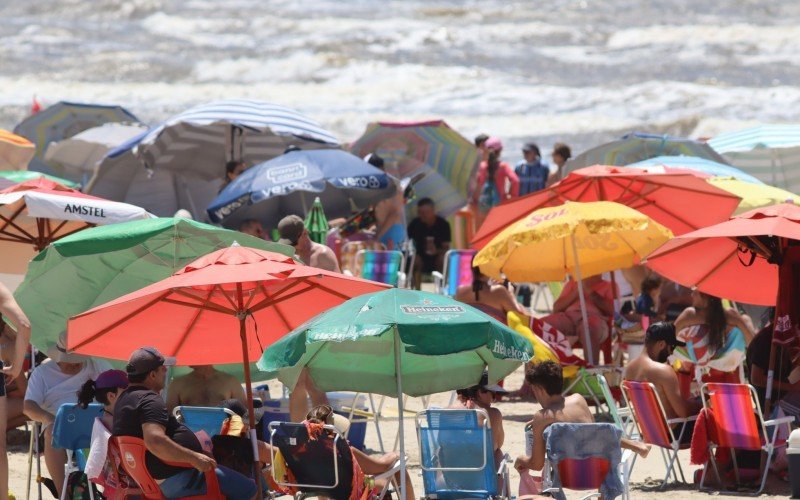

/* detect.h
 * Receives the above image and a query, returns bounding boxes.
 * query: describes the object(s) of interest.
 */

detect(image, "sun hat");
[485,137,503,151]
[47,332,86,364]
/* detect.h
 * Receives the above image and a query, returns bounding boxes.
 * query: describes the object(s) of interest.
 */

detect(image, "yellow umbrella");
[708,177,799,214]
[0,129,34,170]
[474,200,672,364]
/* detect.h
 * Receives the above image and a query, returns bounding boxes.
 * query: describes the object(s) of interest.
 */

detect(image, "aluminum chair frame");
[51,403,103,500]
[432,249,476,296]
[172,406,235,436]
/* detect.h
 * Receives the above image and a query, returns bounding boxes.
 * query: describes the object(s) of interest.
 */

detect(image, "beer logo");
[267,163,307,183]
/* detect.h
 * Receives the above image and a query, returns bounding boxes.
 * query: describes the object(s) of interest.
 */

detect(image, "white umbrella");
[44,123,147,178]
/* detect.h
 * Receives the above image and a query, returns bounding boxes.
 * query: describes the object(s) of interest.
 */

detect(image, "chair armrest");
[432,271,444,293]
[372,458,403,482]
[397,272,407,288]
[496,453,510,475]
[666,415,698,425]
[764,416,795,427]
[343,269,354,277]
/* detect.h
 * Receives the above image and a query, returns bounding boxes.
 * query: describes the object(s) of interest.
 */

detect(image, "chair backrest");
[416,408,497,497]
[357,250,403,286]
[340,240,386,275]
[269,421,354,499]
[621,380,673,449]
[174,406,234,437]
[557,457,611,491]
[595,374,624,430]
[701,383,763,451]
[51,403,103,451]
[113,436,165,499]
[443,249,476,297]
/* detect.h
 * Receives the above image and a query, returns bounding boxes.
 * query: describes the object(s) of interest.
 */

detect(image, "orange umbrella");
[0,129,35,170]
[471,165,741,248]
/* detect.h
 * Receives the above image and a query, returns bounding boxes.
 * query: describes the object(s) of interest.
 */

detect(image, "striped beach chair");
[339,240,386,276]
[356,249,406,287]
[698,383,794,494]
[432,249,476,297]
[621,380,696,489]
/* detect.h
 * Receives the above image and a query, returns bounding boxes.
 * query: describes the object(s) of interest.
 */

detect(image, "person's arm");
[514,418,548,472]
[471,165,487,205]
[498,286,526,315]
[657,368,700,418]
[505,164,520,198]
[438,220,452,257]
[142,422,216,471]
[488,407,504,451]
[552,282,577,313]
[673,307,694,335]
[751,363,800,392]
[23,400,55,427]
[727,309,756,344]
[0,284,31,381]
[231,378,246,404]
[588,287,614,317]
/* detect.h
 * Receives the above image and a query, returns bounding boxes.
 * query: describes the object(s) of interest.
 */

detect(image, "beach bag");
[64,471,103,500]
[478,179,500,210]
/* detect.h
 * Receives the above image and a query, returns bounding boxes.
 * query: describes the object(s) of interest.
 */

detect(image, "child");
[635,275,662,321]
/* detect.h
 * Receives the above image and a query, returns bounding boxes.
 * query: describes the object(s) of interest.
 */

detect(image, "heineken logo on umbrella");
[400,305,465,314]
[267,163,307,183]
[491,339,531,362]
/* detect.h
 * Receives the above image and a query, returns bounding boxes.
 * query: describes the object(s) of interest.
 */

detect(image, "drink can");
[525,423,534,456]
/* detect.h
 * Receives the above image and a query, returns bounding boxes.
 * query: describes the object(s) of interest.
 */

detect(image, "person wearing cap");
[113,347,256,499]
[456,372,507,466]
[365,153,407,251]
[23,333,111,496]
[470,137,519,227]
[514,142,549,196]
[166,365,246,411]
[277,215,340,272]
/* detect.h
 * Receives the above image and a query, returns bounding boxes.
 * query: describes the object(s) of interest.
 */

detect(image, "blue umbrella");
[207,149,396,229]
[629,155,764,184]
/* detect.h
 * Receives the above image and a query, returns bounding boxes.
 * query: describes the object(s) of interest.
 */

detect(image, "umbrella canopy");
[566,132,729,173]
[0,170,79,190]
[207,149,395,228]
[14,101,139,175]
[349,120,479,217]
[708,125,800,191]
[708,177,800,215]
[472,165,740,249]
[134,99,340,181]
[44,122,148,182]
[0,129,35,170]
[305,197,329,244]
[629,155,763,184]
[0,178,153,273]
[15,217,294,352]
[645,203,800,306]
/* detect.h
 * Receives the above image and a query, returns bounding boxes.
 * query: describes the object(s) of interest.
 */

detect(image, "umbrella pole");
[570,237,595,366]
[393,327,407,500]
[238,313,263,500]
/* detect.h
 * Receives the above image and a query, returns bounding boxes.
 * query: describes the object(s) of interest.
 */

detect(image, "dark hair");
[471,258,485,301]
[525,144,541,157]
[525,360,563,396]
[703,293,727,352]
[223,161,245,185]
[77,379,116,408]
[552,143,572,160]
[487,150,501,179]
[644,321,675,347]
[474,133,489,147]
[641,275,662,295]
[417,197,435,208]
[306,404,333,424]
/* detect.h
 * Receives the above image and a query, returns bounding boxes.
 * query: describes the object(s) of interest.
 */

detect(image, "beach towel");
[530,317,584,378]
[670,325,745,383]
[690,408,718,465]
[84,418,110,481]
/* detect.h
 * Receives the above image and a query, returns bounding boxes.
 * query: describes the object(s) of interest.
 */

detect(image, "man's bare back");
[624,352,700,419]
[454,282,525,319]
[305,241,340,273]
[166,366,246,410]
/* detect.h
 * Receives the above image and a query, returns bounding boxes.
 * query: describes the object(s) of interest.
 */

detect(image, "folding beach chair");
[595,374,634,438]
[541,423,629,500]
[356,249,407,288]
[415,408,511,500]
[173,406,235,437]
[113,435,222,500]
[340,240,386,276]
[51,403,103,500]
[698,383,794,494]
[268,421,399,499]
[621,380,696,489]
[432,249,476,297]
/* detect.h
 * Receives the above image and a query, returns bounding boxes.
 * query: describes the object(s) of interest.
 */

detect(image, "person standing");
[406,197,451,288]
[365,153,407,250]
[546,143,572,187]
[471,138,519,227]
[515,142,549,196]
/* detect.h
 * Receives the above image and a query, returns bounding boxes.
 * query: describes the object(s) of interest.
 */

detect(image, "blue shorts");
[380,223,406,249]
[158,465,256,500]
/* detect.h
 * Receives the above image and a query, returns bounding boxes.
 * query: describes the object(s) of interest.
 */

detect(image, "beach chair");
[541,423,629,500]
[698,383,794,494]
[339,240,386,276]
[51,403,103,500]
[173,406,235,437]
[621,380,696,489]
[356,249,407,287]
[113,436,222,500]
[415,408,511,500]
[595,374,634,439]
[268,421,399,499]
[432,249,476,296]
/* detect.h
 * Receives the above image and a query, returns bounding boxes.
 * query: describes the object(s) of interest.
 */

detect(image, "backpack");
[64,471,103,500]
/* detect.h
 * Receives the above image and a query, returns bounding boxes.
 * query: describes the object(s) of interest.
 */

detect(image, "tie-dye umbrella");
[0,130,35,170]
[566,132,729,174]
[349,120,479,217]
[13,102,139,176]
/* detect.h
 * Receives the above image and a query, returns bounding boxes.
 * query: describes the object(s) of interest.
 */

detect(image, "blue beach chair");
[51,403,103,500]
[173,405,234,436]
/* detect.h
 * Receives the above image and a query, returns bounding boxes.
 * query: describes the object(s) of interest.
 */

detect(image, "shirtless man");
[366,154,406,250]
[623,322,701,442]
[166,365,246,410]
[454,266,526,323]
[277,215,340,272]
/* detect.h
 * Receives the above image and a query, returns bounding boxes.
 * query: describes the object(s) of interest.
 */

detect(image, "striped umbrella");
[13,101,139,175]
[629,155,763,184]
[134,99,340,181]
[0,130,35,170]
[349,120,479,217]
[708,125,800,192]
[566,132,729,174]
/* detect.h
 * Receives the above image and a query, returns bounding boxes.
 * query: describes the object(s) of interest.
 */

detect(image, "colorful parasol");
[0,130,35,170]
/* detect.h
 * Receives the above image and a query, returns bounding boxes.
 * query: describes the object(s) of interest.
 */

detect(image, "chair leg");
[60,450,74,500]
[757,447,774,495]
[730,448,741,485]
[661,448,681,489]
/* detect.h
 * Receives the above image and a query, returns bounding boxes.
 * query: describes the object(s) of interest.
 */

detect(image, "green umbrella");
[304,196,329,244]
[0,170,80,189]
[258,288,531,499]
[15,217,294,353]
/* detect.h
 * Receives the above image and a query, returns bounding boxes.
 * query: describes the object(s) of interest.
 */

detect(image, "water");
[2,0,800,157]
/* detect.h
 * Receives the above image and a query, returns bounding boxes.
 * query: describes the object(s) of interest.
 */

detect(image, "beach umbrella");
[707,177,799,215]
[0,129,35,170]
[44,122,148,183]
[0,170,79,190]
[565,132,729,174]
[629,155,763,184]
[305,197,329,244]
[134,99,340,181]
[207,149,395,229]
[349,120,479,217]
[13,101,139,175]
[258,288,532,500]
[472,165,739,249]
[0,178,153,274]
[708,125,800,191]
[475,201,672,365]
[14,216,294,353]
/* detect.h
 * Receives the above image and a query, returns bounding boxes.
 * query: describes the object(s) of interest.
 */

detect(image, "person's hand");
[190,452,216,472]
[514,455,530,472]
[2,364,20,382]
[464,399,477,410]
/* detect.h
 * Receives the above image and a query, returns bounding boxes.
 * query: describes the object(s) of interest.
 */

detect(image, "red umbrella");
[67,245,390,493]
[471,165,741,249]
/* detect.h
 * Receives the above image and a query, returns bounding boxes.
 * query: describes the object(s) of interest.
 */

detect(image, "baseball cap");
[485,137,503,151]
[47,332,86,364]
[95,369,129,390]
[364,153,385,169]
[126,347,176,376]
[479,370,508,394]
[645,322,685,347]
[277,215,305,246]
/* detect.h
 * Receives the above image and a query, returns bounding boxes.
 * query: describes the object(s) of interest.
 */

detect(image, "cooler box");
[789,428,800,498]
[260,398,291,431]
[328,392,369,451]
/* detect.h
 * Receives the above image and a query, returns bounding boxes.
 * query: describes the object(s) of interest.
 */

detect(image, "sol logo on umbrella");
[525,208,567,228]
